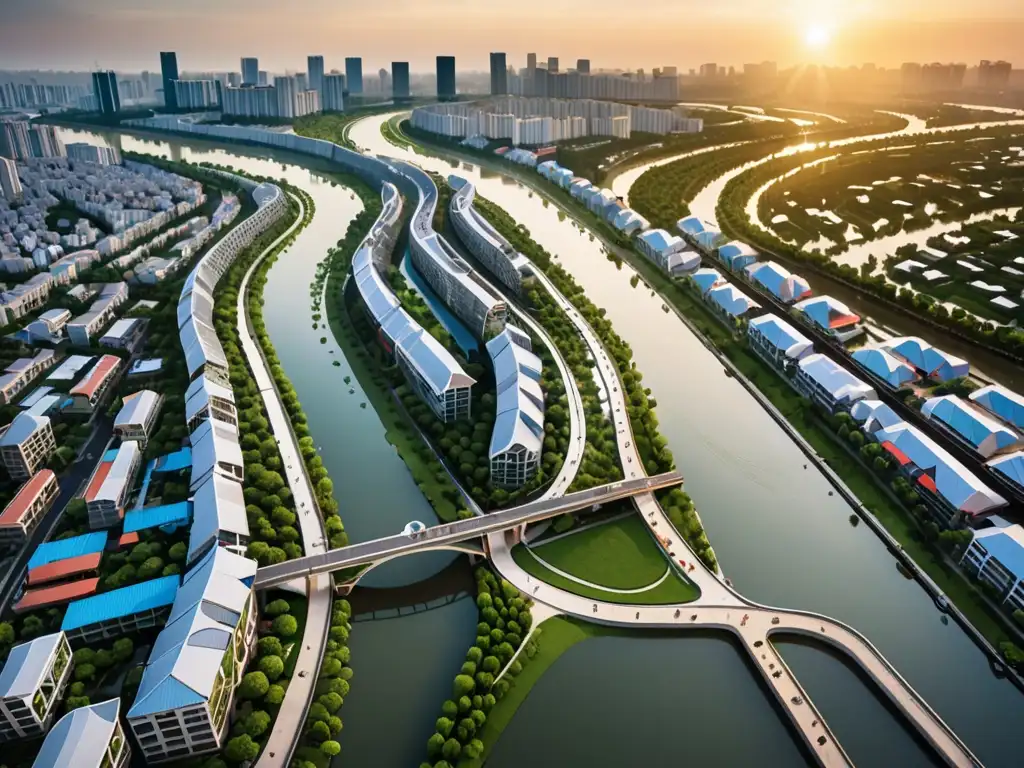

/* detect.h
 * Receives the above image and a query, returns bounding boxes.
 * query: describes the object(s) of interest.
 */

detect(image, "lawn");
[281,594,309,678]
[458,617,612,768]
[531,515,677,589]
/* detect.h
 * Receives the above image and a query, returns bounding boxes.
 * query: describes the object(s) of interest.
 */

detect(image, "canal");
[347,112,1024,768]
[55,126,477,768]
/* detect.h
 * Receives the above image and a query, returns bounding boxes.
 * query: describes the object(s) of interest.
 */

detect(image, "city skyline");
[1,0,1023,72]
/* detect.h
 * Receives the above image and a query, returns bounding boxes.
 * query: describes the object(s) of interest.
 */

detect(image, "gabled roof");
[989,451,1024,489]
[114,389,160,429]
[970,385,1024,430]
[971,524,1024,581]
[677,216,717,236]
[69,355,121,400]
[188,474,249,564]
[922,395,1020,456]
[128,548,255,719]
[718,240,758,265]
[874,422,1007,515]
[61,574,180,632]
[707,283,760,318]
[690,268,725,295]
[748,314,813,359]
[184,374,236,425]
[850,399,902,431]
[486,330,544,459]
[0,470,56,527]
[851,347,918,388]
[33,698,121,768]
[883,337,969,381]
[0,632,63,699]
[28,531,108,570]
[794,295,861,330]
[189,419,243,491]
[745,261,812,303]
[797,354,877,404]
[638,229,683,254]
[0,412,49,447]
[88,441,140,506]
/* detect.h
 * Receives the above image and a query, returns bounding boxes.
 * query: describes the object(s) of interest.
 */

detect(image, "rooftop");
[61,574,180,632]
[972,524,1024,581]
[15,579,100,613]
[33,698,122,768]
[69,355,121,400]
[28,531,108,570]
[0,632,63,699]
[970,385,1024,431]
[100,317,139,343]
[0,412,49,447]
[188,474,248,564]
[123,501,192,534]
[748,314,813,359]
[0,470,56,528]
[27,552,103,587]
[922,395,1020,456]
[794,295,861,330]
[114,389,161,430]
[852,347,918,388]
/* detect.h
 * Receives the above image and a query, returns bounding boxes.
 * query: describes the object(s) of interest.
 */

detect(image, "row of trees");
[292,598,355,767]
[421,567,538,768]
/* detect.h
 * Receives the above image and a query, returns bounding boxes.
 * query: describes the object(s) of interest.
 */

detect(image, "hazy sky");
[2,0,1022,73]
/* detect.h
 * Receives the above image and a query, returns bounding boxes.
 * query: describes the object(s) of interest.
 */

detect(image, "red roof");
[917,474,938,493]
[14,578,100,612]
[118,532,140,547]
[27,552,102,586]
[829,312,862,329]
[70,355,121,400]
[0,470,56,527]
[882,441,912,467]
[84,460,114,503]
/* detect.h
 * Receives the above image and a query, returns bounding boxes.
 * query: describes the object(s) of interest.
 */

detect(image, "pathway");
[241,193,332,768]
[519,545,673,594]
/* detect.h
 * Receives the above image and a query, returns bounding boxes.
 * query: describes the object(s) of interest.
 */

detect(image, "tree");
[0,622,15,648]
[224,735,260,763]
[320,740,341,757]
[320,691,343,713]
[258,636,283,658]
[426,733,445,758]
[75,663,96,682]
[452,674,475,698]
[243,710,272,737]
[94,649,115,669]
[168,542,187,562]
[265,598,291,617]
[265,684,285,705]
[272,614,298,637]
[238,671,270,699]
[137,556,165,579]
[111,637,134,663]
[258,654,285,681]
[442,738,462,761]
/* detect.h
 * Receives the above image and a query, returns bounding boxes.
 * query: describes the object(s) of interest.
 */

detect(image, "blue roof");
[971,385,1024,430]
[123,501,193,534]
[61,575,180,632]
[976,527,1024,581]
[922,396,1019,454]
[28,532,108,570]
[884,337,969,381]
[990,452,1024,488]
[691,268,723,295]
[102,448,119,462]
[154,447,193,473]
[852,348,917,388]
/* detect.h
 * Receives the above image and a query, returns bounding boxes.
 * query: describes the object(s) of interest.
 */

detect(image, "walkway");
[253,473,684,590]
[243,193,332,768]
[519,546,673,595]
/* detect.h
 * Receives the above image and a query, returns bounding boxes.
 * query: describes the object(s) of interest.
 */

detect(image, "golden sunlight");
[804,22,832,49]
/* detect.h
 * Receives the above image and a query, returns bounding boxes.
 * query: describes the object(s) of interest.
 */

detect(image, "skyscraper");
[576,59,590,74]
[392,62,410,99]
[548,57,559,73]
[345,57,363,95]
[322,74,346,111]
[274,76,298,119]
[490,52,508,95]
[437,56,456,100]
[308,55,325,93]
[160,52,179,110]
[527,53,537,71]
[227,72,241,87]
[241,57,259,86]
[91,71,120,114]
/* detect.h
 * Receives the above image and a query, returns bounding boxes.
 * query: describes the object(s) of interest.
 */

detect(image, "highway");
[252,473,683,590]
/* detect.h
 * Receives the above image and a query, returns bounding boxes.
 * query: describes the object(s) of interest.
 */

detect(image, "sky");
[2,0,1022,74]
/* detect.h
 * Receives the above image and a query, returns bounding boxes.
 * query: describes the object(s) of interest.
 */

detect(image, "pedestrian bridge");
[253,473,683,590]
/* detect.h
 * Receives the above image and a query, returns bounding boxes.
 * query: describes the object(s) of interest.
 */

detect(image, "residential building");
[718,241,760,271]
[240,58,259,87]
[83,440,141,529]
[873,421,1007,526]
[322,74,346,111]
[187,474,249,566]
[0,470,58,551]
[705,283,761,321]
[850,399,903,435]
[0,632,73,741]
[677,216,727,254]
[922,395,1021,458]
[448,177,530,294]
[745,261,812,304]
[113,390,164,448]
[128,548,257,763]
[68,354,122,413]
[221,85,278,118]
[794,295,861,337]
[99,317,146,352]
[189,419,244,492]
[690,267,726,296]
[392,62,410,99]
[852,346,918,389]
[487,327,544,488]
[172,80,220,110]
[490,53,508,95]
[67,282,129,345]
[883,337,969,382]
[184,373,237,433]
[0,413,55,481]
[577,59,591,74]
[91,71,120,114]
[345,57,363,94]
[971,385,1024,431]
[437,56,456,99]
[1,273,55,324]
[636,229,700,275]
[0,122,65,161]
[747,314,813,369]
[32,698,129,768]
[0,158,22,201]
[65,142,121,165]
[548,57,560,73]
[307,55,325,94]
[960,524,1024,612]
[794,354,877,413]
[160,52,179,109]
[60,573,179,643]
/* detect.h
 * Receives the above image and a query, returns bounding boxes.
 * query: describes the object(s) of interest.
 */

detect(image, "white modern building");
[487,327,545,488]
[705,283,761,321]
[0,412,55,481]
[0,469,58,551]
[0,632,73,741]
[68,354,122,413]
[960,524,1024,613]
[32,698,129,768]
[127,548,258,763]
[794,353,877,413]
[0,157,23,201]
[184,373,238,433]
[970,385,1024,431]
[744,261,812,304]
[189,419,244,492]
[747,314,813,369]
[83,440,141,529]
[921,395,1021,459]
[67,282,129,345]
[636,229,699,275]
[187,474,249,566]
[883,337,969,382]
[113,389,164,448]
[851,347,918,389]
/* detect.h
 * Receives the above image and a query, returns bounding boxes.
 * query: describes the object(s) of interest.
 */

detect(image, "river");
[346,112,1024,767]
[54,126,478,768]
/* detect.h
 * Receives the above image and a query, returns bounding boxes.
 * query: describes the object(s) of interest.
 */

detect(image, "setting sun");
[804,22,832,49]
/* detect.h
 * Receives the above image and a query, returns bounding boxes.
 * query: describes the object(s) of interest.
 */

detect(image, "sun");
[805,23,832,49]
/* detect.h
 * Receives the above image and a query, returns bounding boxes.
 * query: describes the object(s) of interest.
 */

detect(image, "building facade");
[0,469,58,551]
[392,62,410,98]
[160,52,179,109]
[437,56,456,99]
[322,74,346,111]
[0,632,73,741]
[91,71,120,114]
[487,327,544,488]
[240,58,259,87]
[307,55,325,94]
[490,52,508,95]
[0,413,55,481]
[345,57,363,94]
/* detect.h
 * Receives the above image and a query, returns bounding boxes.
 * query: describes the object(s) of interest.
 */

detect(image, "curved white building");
[397,162,507,339]
[448,176,531,294]
[486,327,544,488]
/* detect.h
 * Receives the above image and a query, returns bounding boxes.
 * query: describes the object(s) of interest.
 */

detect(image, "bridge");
[253,473,683,590]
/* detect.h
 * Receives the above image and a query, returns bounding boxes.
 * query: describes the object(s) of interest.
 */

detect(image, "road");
[0,417,112,615]
[238,193,332,768]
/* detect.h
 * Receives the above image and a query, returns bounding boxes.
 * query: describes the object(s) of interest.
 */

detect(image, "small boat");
[935,594,949,613]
